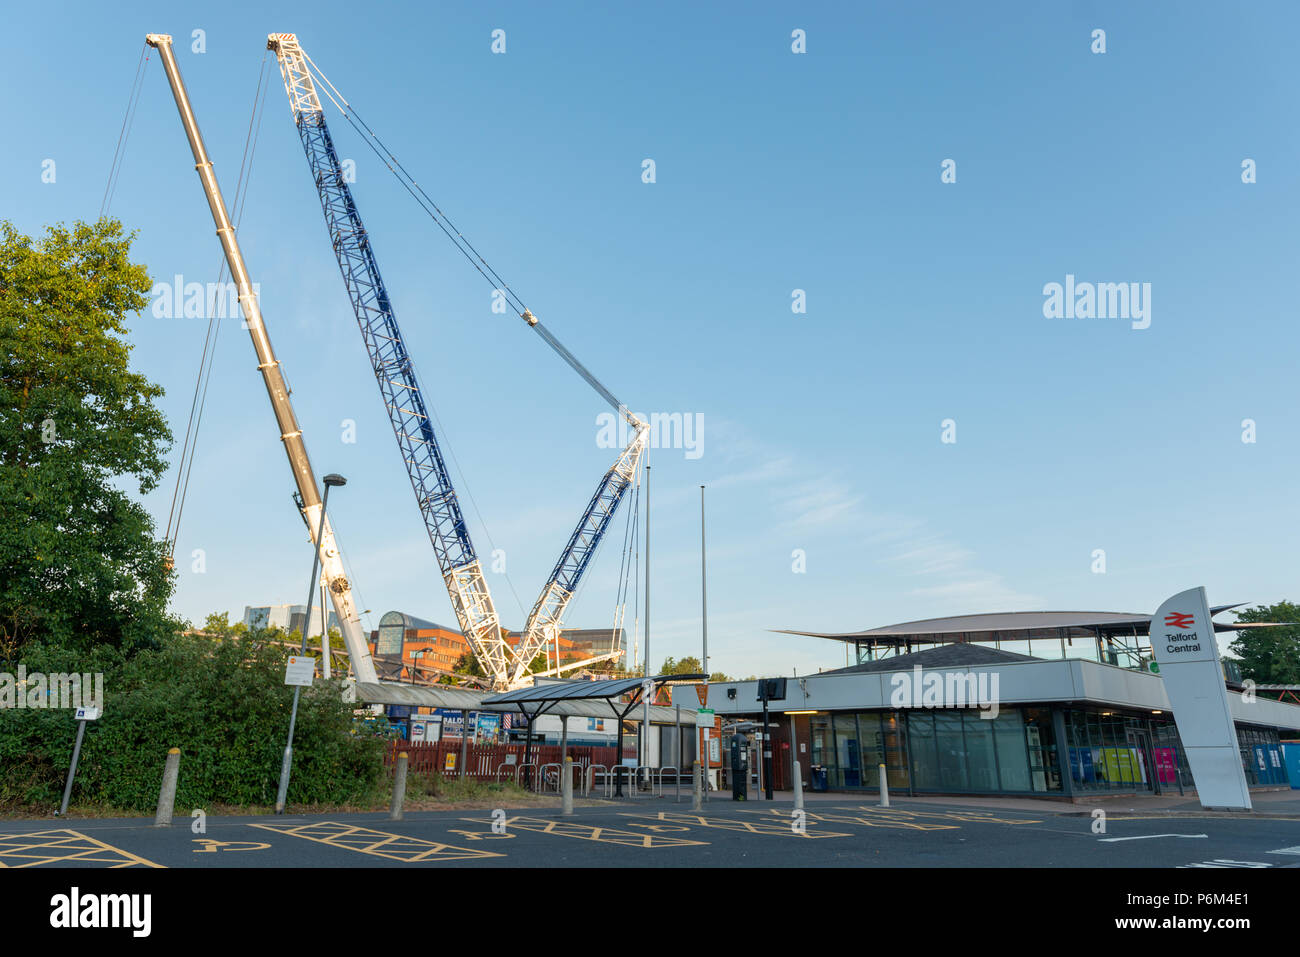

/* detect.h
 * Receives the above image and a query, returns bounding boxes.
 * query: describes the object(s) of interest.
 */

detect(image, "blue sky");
[4,2,1298,675]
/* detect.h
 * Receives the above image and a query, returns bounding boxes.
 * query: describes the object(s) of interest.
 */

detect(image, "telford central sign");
[1151,587,1251,811]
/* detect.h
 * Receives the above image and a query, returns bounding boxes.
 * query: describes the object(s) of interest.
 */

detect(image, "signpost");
[1151,586,1252,810]
[284,656,317,687]
[57,705,101,816]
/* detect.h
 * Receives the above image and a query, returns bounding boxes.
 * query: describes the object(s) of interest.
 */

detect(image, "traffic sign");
[284,656,317,687]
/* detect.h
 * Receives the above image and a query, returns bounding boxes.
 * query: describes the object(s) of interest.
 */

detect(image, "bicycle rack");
[657,766,679,798]
[514,762,537,789]
[585,764,607,797]
[537,762,562,794]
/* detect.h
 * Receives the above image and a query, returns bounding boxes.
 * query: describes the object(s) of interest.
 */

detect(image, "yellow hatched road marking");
[739,807,958,831]
[836,805,1041,825]
[466,816,707,848]
[624,811,850,839]
[0,829,163,869]
[249,821,503,862]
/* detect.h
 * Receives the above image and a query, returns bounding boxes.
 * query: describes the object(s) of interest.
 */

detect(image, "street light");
[275,472,347,814]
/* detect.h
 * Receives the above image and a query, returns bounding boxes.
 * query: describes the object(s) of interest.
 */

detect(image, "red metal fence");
[384,740,618,780]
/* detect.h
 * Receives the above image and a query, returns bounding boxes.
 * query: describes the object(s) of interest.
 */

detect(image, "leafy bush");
[0,632,384,813]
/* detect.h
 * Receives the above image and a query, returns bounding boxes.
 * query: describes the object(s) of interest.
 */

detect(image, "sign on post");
[1151,586,1252,810]
[695,708,715,728]
[284,656,317,687]
[74,706,101,721]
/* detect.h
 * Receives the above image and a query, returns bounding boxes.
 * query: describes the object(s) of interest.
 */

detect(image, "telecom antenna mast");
[267,34,647,689]
[145,33,378,684]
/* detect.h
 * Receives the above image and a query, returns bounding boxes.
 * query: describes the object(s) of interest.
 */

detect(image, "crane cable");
[163,53,272,556]
[294,52,642,649]
[101,44,150,219]
[299,53,634,421]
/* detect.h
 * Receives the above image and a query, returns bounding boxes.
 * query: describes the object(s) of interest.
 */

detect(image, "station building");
[710,610,1300,799]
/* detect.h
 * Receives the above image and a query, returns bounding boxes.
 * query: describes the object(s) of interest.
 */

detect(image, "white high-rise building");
[242,603,338,636]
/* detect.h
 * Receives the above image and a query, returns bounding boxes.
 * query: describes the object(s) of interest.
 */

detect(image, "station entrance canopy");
[355,676,702,726]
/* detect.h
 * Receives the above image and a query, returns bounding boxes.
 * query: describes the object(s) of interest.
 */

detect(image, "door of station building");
[1126,728,1159,795]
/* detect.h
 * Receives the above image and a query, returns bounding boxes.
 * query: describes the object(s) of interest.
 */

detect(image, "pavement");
[2,790,1299,868]
[757,786,1300,818]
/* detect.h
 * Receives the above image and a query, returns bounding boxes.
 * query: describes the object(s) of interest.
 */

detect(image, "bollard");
[154,748,181,826]
[878,763,889,808]
[390,751,409,821]
[562,756,574,816]
[793,759,804,813]
[692,763,703,811]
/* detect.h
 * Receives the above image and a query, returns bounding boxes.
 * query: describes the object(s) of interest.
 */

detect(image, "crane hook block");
[521,309,538,327]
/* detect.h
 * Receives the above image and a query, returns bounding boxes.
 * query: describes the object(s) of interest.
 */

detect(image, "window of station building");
[1238,725,1286,787]
[831,714,861,788]
[810,714,832,777]
[908,711,941,790]
[964,713,998,791]
[1065,710,1157,792]
[934,711,968,790]
[1023,708,1060,792]
[810,712,909,790]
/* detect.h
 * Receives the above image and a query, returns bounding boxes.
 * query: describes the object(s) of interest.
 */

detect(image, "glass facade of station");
[802,705,1289,796]
[810,707,1062,794]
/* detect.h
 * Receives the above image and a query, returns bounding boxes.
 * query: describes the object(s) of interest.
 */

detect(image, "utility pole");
[642,463,651,783]
[700,485,708,678]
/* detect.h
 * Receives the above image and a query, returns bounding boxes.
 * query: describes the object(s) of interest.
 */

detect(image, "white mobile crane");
[145,34,378,684]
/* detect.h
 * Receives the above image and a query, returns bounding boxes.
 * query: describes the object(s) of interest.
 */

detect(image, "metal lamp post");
[275,473,347,814]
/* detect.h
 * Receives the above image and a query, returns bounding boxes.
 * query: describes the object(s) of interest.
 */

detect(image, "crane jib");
[270,33,645,687]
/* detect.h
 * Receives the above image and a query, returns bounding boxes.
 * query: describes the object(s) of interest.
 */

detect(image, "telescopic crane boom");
[145,33,378,684]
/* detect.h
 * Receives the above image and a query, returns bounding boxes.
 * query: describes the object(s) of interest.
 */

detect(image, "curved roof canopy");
[774,605,1249,646]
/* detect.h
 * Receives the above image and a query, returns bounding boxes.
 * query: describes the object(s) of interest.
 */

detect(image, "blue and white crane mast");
[267,34,516,686]
[268,34,647,689]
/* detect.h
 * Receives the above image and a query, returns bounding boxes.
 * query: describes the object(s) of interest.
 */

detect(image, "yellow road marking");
[835,805,1041,825]
[249,821,503,862]
[739,807,958,831]
[465,816,707,848]
[193,839,270,853]
[0,829,163,869]
[623,811,850,839]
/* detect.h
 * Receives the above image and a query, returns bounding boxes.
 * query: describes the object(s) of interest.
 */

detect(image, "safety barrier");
[514,762,537,788]
[537,762,562,794]
[387,741,617,780]
[656,766,679,799]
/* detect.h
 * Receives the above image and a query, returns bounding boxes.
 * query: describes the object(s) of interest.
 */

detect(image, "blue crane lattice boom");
[269,34,647,688]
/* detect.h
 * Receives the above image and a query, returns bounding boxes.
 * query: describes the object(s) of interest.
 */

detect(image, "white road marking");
[1179,859,1272,868]
[1098,833,1208,842]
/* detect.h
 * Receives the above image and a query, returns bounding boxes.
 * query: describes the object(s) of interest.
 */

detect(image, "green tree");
[658,655,704,676]
[0,219,172,660]
[1229,601,1300,686]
